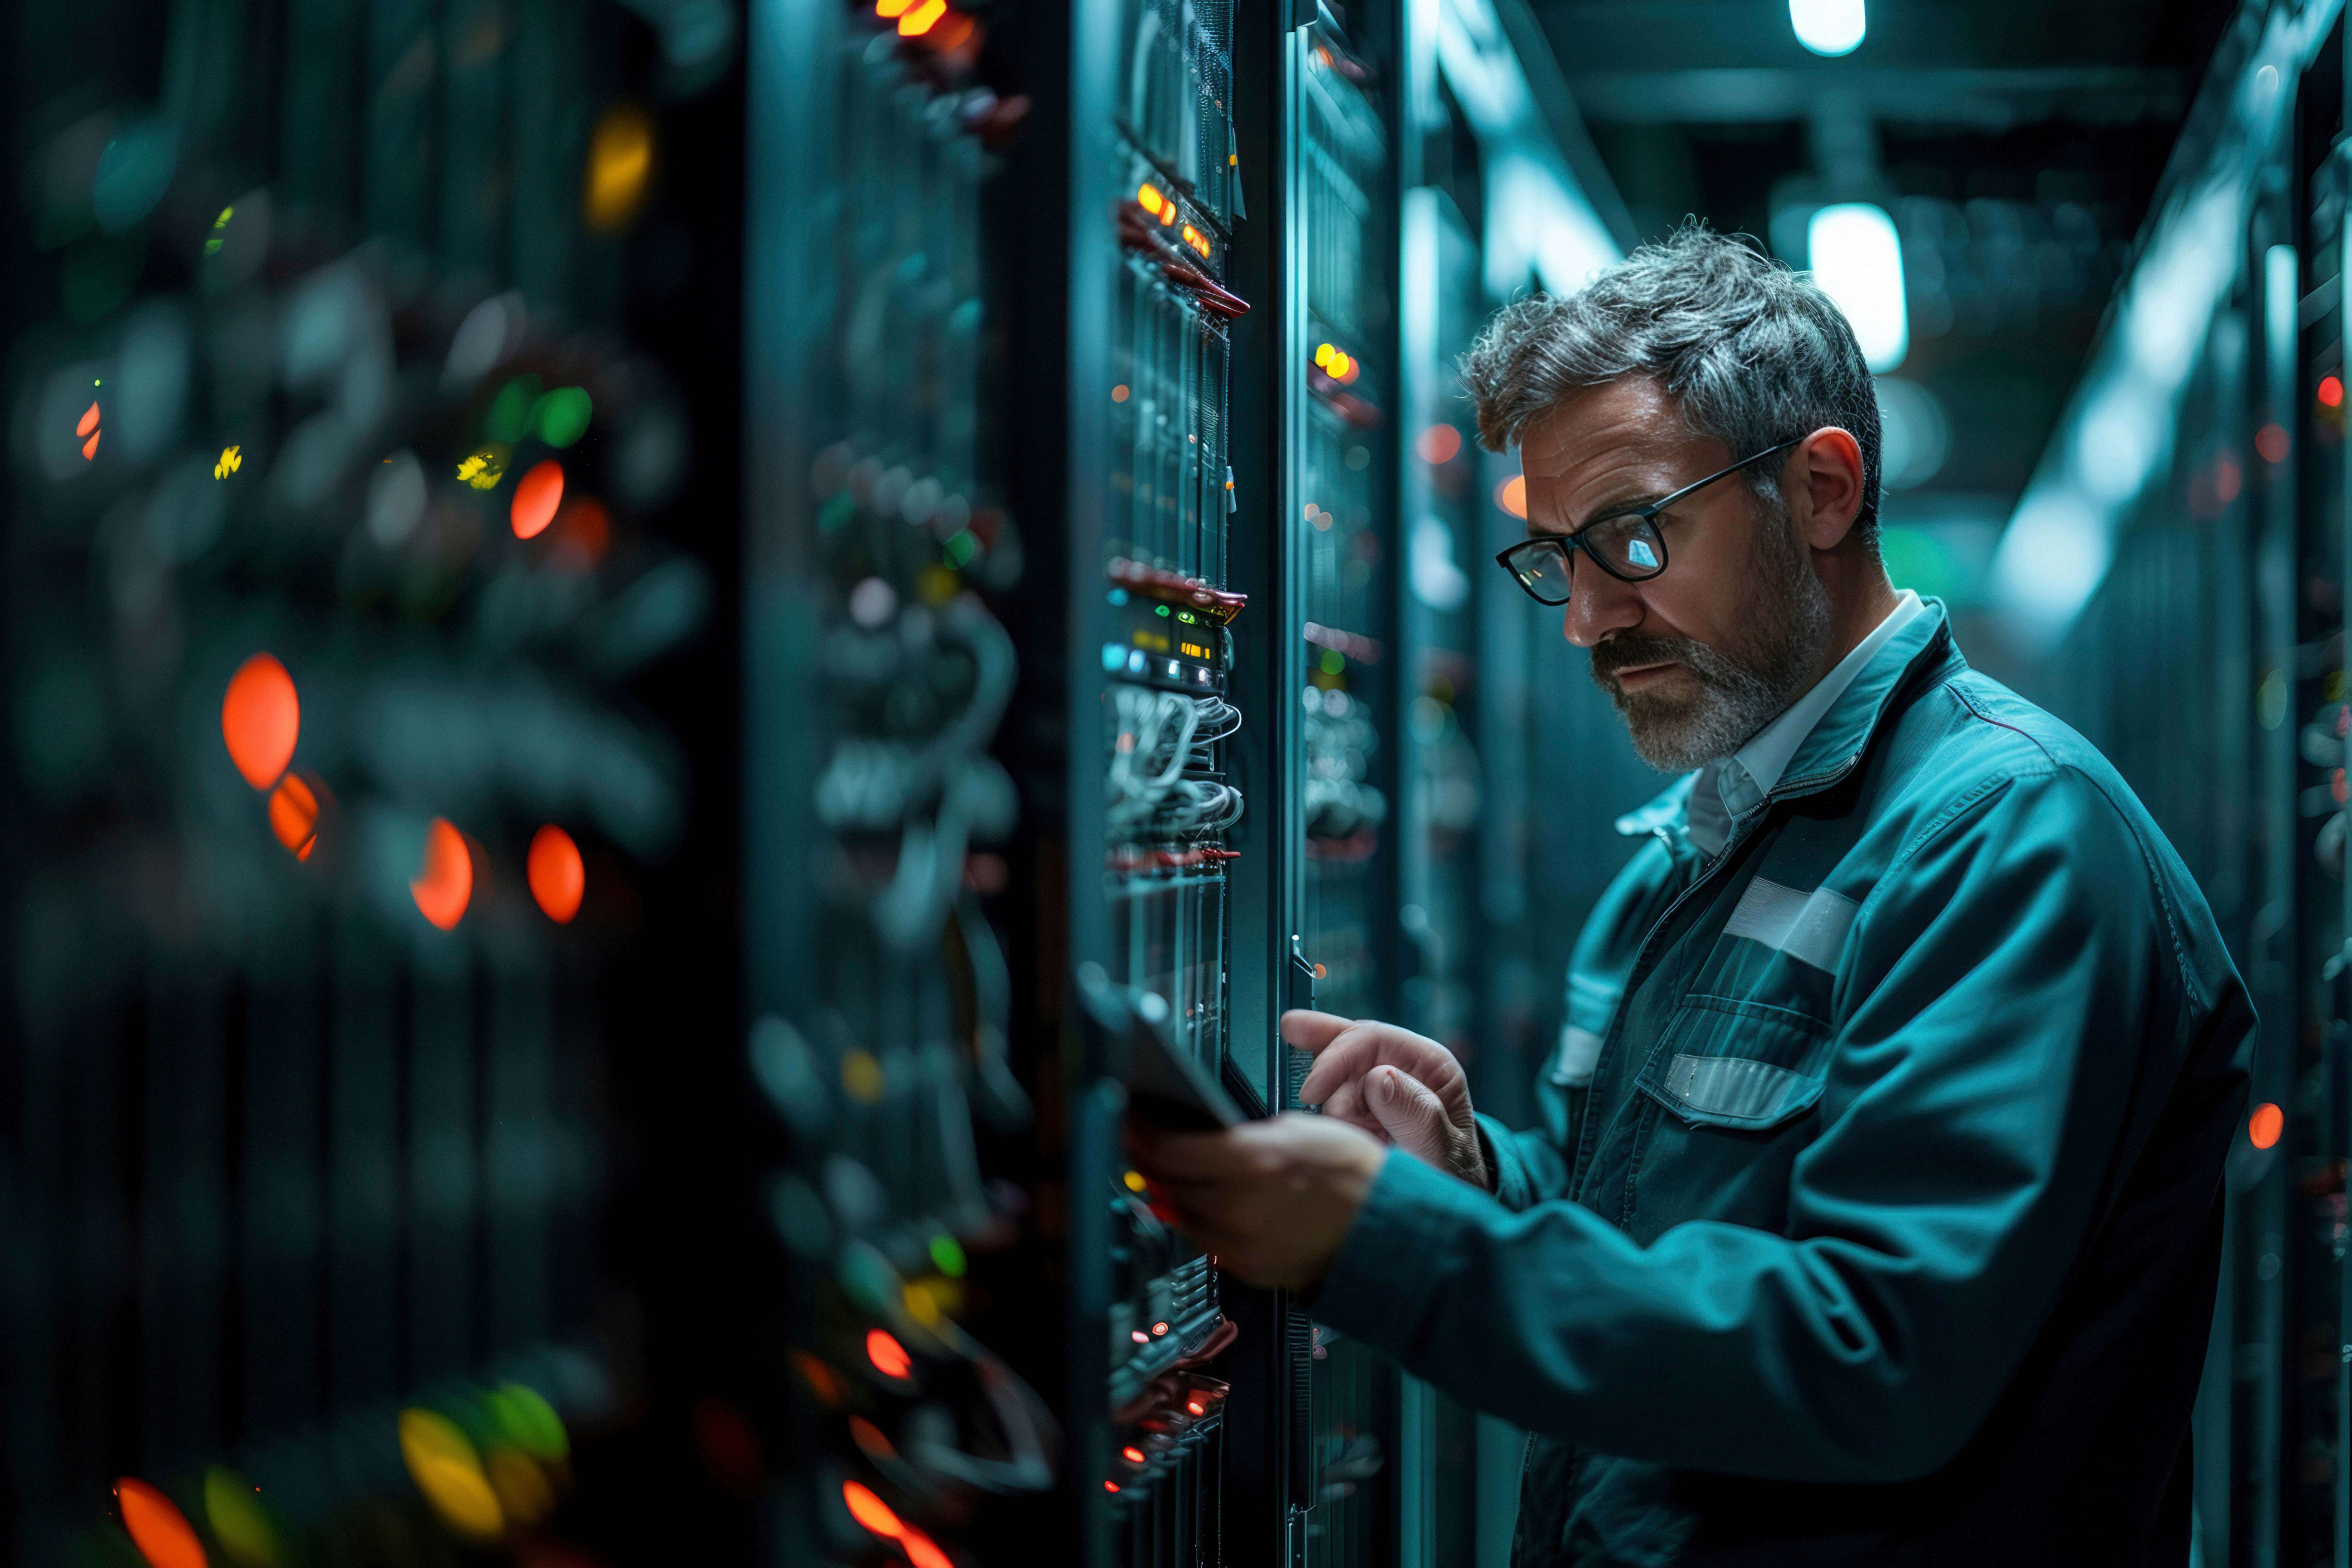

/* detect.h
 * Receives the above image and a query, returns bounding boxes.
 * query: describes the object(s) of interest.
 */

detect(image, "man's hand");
[1286,1010,1490,1190]
[1126,1113,1386,1291]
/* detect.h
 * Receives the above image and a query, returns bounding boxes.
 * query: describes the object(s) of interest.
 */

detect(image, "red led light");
[1186,1401,1206,1415]
[2257,423,2290,463]
[1130,1330,1148,1343]
[1104,1480,1121,1493]
[2322,375,2344,408]
[1122,1446,1145,1463]
[2250,1102,2284,1149]
[866,1328,913,1379]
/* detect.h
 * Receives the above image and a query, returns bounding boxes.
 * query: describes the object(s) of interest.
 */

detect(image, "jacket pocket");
[1635,994,1831,1132]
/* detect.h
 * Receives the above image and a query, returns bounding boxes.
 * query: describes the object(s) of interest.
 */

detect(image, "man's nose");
[1561,564,1643,648]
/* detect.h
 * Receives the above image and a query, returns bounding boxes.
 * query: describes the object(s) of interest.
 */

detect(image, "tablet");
[1076,964,1247,1130]
[1123,1004,1245,1131]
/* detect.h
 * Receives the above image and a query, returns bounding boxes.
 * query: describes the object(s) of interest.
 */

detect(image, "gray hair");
[1460,223,1882,542]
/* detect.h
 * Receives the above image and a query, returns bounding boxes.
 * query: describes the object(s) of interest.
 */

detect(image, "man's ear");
[1790,428,1866,550]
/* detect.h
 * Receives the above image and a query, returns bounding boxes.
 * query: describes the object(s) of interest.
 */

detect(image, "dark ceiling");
[1528,0,2246,595]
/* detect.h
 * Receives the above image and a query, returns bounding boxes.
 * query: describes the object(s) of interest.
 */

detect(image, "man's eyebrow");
[1527,486,1668,536]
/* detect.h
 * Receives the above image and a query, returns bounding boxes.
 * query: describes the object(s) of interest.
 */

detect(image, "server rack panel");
[748,5,1069,1566]
[5,2,744,1562]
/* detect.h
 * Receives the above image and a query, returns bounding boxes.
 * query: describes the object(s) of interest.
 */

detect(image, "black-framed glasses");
[1492,436,1806,606]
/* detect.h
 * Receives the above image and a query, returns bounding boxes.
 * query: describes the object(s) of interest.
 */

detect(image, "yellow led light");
[1139,183,1163,214]
[876,0,914,14]
[1123,1170,1148,1193]
[898,0,947,35]
[1314,343,1335,368]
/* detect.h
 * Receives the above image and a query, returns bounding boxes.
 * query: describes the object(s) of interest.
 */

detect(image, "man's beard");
[1589,498,1834,773]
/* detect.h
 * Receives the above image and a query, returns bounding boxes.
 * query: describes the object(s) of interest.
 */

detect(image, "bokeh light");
[1416,424,1461,465]
[79,400,101,461]
[1494,475,1527,519]
[842,1480,902,1536]
[268,774,319,860]
[536,387,594,447]
[585,106,655,232]
[201,1468,281,1568]
[528,825,586,922]
[2250,1101,2284,1149]
[485,1382,570,1461]
[117,1478,206,1568]
[398,1408,503,1540]
[512,459,565,539]
[411,819,474,930]
[553,499,613,569]
[222,654,299,789]
[865,1327,912,1379]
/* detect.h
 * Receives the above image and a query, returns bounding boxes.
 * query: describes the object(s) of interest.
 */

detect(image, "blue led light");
[1103,643,1126,671]
[1128,650,1147,674]
[1108,588,1130,606]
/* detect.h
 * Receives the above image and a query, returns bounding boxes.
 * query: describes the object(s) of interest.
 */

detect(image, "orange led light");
[223,653,300,790]
[900,1528,952,1568]
[1112,384,1130,403]
[2250,1101,2284,1149]
[842,1480,902,1537]
[270,774,320,860]
[411,819,473,930]
[898,0,947,35]
[1151,1321,1170,1335]
[117,1478,207,1568]
[1138,184,1164,215]
[1495,475,1528,520]
[527,825,585,923]
[511,459,564,539]
[866,1328,913,1379]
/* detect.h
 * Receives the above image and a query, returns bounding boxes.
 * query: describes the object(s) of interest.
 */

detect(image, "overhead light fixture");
[1808,203,1908,372]
[1789,0,1866,57]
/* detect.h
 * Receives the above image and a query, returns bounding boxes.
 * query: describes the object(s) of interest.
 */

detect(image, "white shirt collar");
[1688,590,1924,854]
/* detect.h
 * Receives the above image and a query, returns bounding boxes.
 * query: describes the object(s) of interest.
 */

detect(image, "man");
[1127,226,2254,1565]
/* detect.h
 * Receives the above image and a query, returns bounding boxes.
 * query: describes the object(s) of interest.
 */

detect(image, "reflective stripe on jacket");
[1314,600,2254,1566]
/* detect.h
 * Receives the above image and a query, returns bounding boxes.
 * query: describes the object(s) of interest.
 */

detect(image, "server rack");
[2013,7,2345,1564]
[4,2,744,1563]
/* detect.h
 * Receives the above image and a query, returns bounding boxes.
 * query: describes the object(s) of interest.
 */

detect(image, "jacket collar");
[1613,597,1960,839]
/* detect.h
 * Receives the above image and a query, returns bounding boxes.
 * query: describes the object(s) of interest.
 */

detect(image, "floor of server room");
[5,0,2347,1566]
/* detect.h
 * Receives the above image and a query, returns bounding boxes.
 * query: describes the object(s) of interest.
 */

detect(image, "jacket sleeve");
[1314,767,2243,1483]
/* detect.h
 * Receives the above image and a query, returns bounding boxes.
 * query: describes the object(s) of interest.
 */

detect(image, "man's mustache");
[1591,634,1709,682]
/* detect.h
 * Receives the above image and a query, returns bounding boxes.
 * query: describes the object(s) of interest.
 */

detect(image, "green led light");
[945,528,979,567]
[929,1234,967,1278]
[1320,648,1345,675]
[1155,603,1171,616]
[534,386,594,448]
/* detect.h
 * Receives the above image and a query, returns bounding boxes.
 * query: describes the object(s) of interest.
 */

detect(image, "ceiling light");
[1789,0,1865,57]
[1808,203,1907,372]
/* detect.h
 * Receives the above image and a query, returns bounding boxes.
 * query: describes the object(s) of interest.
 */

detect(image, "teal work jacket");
[1315,602,2254,1566]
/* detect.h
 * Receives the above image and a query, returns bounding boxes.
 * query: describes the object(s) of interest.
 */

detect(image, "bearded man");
[1127,226,2254,1566]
